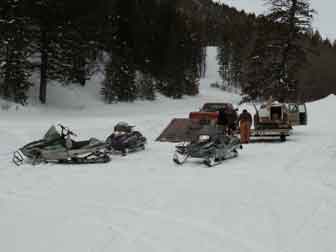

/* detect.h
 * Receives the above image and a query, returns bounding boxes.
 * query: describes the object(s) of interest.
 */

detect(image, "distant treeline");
[205,0,336,102]
[0,0,205,104]
[0,0,335,105]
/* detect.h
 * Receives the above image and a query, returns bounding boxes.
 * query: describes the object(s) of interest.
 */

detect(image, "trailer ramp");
[156,118,204,143]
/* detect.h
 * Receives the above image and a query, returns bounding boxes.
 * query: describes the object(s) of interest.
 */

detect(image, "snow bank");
[27,73,105,109]
[310,93,336,106]
[0,98,23,111]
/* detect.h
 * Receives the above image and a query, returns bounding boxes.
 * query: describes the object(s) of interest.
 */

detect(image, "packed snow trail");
[1,48,336,252]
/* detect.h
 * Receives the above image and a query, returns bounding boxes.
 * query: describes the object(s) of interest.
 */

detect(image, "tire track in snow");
[285,198,336,252]
[86,203,268,252]
[93,224,171,252]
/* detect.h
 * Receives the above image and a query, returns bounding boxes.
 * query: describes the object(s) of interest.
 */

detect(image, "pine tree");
[217,42,244,90]
[48,22,99,86]
[101,57,116,104]
[158,8,202,98]
[0,0,32,104]
[46,0,104,87]
[264,0,315,101]
[101,0,137,102]
[102,54,136,103]
[216,12,256,93]
[217,42,232,88]
[242,17,276,101]
[310,30,322,47]
[135,71,156,101]
[25,0,67,104]
[242,1,314,102]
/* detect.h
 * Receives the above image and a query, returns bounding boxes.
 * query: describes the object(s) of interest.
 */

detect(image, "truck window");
[298,105,306,113]
[288,104,299,113]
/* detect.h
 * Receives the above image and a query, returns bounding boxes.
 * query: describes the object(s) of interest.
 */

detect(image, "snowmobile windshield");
[43,125,62,142]
[114,122,133,133]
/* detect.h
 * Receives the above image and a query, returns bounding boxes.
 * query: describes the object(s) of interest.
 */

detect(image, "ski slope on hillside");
[1,48,336,252]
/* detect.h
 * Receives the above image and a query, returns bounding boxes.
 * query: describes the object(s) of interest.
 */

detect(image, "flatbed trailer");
[157,118,293,143]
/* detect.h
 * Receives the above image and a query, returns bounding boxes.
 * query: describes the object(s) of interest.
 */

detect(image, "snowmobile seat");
[71,138,103,149]
[213,135,229,145]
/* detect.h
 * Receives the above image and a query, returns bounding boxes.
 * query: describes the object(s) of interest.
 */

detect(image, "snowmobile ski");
[13,150,24,166]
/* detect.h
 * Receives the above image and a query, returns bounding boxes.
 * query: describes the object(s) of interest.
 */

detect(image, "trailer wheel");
[280,134,286,142]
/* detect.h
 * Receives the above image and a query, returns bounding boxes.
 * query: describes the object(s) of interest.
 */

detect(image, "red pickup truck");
[189,103,238,125]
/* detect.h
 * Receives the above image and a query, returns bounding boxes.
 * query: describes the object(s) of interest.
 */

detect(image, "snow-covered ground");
[1,48,336,252]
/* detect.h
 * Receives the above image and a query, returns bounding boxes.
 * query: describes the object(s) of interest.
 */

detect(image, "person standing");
[227,109,238,135]
[217,107,228,135]
[239,109,252,144]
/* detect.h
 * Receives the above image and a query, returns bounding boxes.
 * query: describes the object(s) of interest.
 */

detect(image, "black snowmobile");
[105,122,147,156]
[173,126,242,167]
[13,124,110,166]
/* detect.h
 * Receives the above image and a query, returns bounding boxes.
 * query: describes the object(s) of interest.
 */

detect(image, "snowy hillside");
[1,47,336,252]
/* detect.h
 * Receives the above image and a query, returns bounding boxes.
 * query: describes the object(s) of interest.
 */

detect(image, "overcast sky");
[217,0,335,41]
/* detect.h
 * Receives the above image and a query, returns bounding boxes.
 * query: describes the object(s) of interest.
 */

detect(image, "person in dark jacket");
[239,109,252,143]
[227,110,238,135]
[217,107,228,134]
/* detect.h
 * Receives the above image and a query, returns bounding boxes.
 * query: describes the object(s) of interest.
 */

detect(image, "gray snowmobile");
[173,126,242,167]
[13,124,110,166]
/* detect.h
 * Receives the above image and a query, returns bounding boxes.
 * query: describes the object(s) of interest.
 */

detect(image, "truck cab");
[189,102,238,125]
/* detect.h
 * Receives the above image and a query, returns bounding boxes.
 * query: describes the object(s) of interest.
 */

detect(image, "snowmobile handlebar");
[58,124,78,137]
